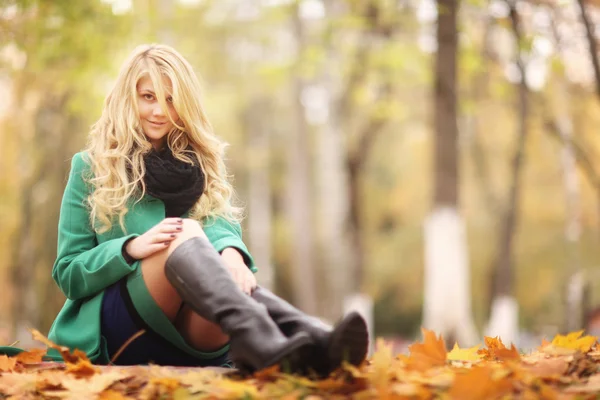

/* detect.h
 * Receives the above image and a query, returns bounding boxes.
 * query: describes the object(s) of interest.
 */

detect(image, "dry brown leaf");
[522,357,569,378]
[565,373,600,393]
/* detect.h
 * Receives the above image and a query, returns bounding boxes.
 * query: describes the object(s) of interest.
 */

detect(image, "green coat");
[41,152,255,363]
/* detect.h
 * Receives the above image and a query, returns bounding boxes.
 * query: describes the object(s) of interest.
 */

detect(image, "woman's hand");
[125,218,184,260]
[221,247,256,295]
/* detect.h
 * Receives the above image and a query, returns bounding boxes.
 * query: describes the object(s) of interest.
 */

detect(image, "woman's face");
[136,74,180,150]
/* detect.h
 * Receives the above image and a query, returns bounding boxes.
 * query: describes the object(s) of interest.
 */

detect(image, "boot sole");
[328,311,369,371]
[239,332,313,375]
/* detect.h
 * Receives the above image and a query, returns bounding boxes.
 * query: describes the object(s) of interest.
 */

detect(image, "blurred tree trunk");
[576,0,600,102]
[558,99,584,332]
[339,1,398,350]
[9,65,41,345]
[576,0,600,251]
[486,1,528,345]
[286,4,318,314]
[549,17,584,331]
[423,0,478,347]
[11,91,74,343]
[316,0,352,322]
[245,97,274,290]
[467,17,501,216]
[3,0,130,337]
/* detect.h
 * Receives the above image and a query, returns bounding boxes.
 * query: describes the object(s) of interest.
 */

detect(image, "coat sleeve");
[203,216,257,273]
[51,153,139,300]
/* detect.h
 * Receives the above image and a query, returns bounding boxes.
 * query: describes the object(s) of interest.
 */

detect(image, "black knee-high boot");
[251,286,369,376]
[164,237,311,373]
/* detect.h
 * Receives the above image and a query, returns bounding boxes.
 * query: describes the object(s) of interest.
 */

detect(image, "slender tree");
[423,0,479,346]
[486,0,530,345]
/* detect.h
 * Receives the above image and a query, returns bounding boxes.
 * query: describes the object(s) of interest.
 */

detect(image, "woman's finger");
[150,233,177,244]
[157,224,183,234]
[234,271,247,294]
[150,242,171,253]
[162,218,184,226]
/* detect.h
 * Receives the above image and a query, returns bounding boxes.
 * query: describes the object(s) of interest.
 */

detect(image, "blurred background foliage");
[2,0,600,349]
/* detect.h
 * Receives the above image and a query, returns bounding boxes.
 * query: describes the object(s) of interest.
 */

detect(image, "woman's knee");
[181,218,206,237]
[166,218,207,255]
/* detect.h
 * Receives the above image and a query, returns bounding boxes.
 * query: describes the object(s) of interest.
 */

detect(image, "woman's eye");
[143,94,154,100]
[167,97,173,103]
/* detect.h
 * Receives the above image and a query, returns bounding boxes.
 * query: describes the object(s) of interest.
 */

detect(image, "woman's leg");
[140,218,229,352]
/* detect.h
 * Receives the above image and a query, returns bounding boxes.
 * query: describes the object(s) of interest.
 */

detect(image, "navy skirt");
[100,279,231,367]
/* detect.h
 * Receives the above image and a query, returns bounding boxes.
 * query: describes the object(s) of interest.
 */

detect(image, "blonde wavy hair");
[85,44,242,233]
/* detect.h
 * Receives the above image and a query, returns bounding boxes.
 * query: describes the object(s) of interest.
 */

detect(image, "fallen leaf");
[447,343,482,362]
[478,336,521,361]
[522,357,569,378]
[539,338,551,349]
[405,328,447,371]
[31,329,90,364]
[541,345,578,357]
[448,366,513,400]
[66,358,99,378]
[16,348,46,364]
[0,373,37,396]
[99,390,131,400]
[0,355,17,371]
[494,344,521,361]
[552,331,597,353]
[565,373,600,393]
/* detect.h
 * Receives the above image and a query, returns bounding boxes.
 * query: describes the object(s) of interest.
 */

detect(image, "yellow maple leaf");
[405,328,447,371]
[551,330,597,352]
[447,343,482,362]
[368,338,395,395]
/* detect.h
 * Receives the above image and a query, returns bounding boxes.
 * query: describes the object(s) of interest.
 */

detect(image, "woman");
[47,44,368,375]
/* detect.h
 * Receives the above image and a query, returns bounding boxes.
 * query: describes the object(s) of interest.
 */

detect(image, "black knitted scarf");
[143,147,205,217]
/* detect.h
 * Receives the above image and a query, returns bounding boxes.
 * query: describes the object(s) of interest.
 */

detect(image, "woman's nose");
[152,104,166,117]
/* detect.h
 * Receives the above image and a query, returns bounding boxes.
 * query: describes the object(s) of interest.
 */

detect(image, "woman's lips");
[148,120,167,126]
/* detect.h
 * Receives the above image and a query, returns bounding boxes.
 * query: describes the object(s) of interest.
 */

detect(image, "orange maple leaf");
[405,328,447,371]
[538,338,551,349]
[66,358,99,379]
[99,390,131,400]
[478,336,520,361]
[30,329,90,365]
[448,366,513,400]
[0,355,17,372]
[15,348,46,365]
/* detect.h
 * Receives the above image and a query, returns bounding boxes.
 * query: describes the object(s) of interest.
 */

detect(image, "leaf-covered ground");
[2,329,600,399]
